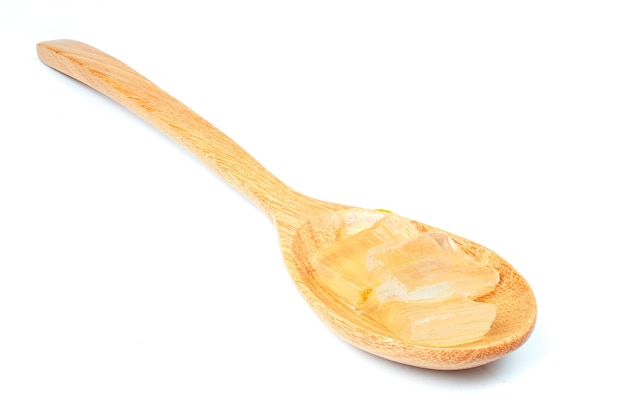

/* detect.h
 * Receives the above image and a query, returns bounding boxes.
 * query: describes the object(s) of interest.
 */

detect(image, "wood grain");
[37,39,536,370]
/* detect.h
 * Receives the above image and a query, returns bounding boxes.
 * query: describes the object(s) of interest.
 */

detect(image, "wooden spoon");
[37,39,536,370]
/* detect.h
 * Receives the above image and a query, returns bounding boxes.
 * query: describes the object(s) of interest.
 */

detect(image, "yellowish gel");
[311,213,499,347]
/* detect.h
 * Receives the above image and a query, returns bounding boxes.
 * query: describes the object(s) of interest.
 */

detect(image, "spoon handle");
[37,39,304,222]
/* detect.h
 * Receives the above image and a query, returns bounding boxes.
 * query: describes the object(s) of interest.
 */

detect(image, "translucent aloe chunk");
[379,299,496,347]
[311,214,421,307]
[367,232,499,302]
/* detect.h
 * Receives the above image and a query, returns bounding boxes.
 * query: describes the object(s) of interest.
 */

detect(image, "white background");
[1,1,624,405]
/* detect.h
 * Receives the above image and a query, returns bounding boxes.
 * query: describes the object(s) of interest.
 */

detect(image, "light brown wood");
[37,39,537,370]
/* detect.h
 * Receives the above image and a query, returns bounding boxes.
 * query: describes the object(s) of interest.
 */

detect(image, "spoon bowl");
[288,208,535,369]
[37,39,536,370]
